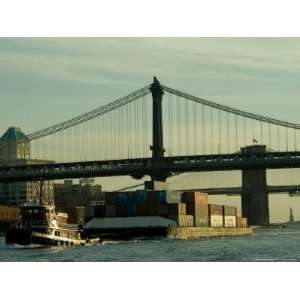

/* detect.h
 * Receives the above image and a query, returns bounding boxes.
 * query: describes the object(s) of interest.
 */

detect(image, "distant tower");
[0,126,30,164]
[289,208,295,223]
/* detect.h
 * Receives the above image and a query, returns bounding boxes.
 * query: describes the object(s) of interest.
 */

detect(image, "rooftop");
[0,127,28,142]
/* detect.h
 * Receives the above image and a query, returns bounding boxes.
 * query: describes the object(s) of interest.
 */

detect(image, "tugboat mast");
[39,180,44,205]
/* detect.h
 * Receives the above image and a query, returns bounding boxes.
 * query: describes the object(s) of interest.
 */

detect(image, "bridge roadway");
[191,185,300,196]
[1,151,300,182]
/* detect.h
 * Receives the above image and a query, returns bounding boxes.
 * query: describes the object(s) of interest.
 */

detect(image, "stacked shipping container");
[182,192,209,227]
[224,206,237,227]
[86,190,248,229]
[209,204,224,227]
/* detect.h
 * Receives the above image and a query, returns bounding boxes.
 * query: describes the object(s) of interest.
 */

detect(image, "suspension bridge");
[1,76,300,225]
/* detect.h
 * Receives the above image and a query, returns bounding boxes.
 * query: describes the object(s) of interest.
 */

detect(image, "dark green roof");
[0,127,28,142]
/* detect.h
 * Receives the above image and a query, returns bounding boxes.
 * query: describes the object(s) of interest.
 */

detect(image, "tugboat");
[5,181,97,246]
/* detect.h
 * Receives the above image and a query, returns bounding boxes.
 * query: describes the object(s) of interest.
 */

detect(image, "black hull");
[5,228,85,246]
[6,228,34,245]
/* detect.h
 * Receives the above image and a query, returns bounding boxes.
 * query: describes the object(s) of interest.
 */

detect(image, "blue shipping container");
[115,193,127,205]
[133,191,147,204]
[127,204,137,216]
[156,191,167,204]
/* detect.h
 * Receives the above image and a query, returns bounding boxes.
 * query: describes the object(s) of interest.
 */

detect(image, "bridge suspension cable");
[25,80,300,165]
[162,85,300,130]
[28,85,151,140]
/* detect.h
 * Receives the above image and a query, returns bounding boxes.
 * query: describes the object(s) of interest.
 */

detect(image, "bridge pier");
[241,145,270,226]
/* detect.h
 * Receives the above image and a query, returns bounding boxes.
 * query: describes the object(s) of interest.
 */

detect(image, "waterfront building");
[54,179,103,209]
[0,127,55,206]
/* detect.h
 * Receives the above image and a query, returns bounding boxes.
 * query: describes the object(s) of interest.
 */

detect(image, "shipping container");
[168,203,186,215]
[105,205,116,217]
[127,204,137,216]
[209,204,223,216]
[115,192,127,205]
[86,206,96,218]
[94,205,105,217]
[186,202,209,217]
[158,204,168,216]
[224,205,237,216]
[133,190,147,203]
[236,217,248,228]
[224,215,236,227]
[136,203,146,216]
[210,214,223,227]
[147,191,182,204]
[182,191,208,205]
[147,191,167,204]
[116,205,127,217]
[168,215,194,227]
[241,217,248,227]
[104,192,117,205]
[146,191,159,204]
[146,204,159,216]
[194,216,209,227]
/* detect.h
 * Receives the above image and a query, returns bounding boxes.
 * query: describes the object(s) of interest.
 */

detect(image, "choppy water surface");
[1,227,300,262]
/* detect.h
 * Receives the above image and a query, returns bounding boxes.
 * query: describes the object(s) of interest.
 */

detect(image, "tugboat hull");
[6,228,33,245]
[6,228,86,246]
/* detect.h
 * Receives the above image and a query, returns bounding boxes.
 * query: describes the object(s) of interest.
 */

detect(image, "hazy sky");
[1,37,300,222]
[2,38,300,132]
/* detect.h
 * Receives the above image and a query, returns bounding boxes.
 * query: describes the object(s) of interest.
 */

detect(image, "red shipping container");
[158,204,168,216]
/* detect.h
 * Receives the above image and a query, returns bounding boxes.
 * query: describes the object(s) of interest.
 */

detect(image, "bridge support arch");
[241,145,270,226]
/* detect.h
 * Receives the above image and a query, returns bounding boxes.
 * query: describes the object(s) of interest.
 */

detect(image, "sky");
[1,37,300,222]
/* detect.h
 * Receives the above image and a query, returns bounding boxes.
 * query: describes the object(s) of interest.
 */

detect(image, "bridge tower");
[148,77,169,182]
[241,145,270,225]
[150,77,164,162]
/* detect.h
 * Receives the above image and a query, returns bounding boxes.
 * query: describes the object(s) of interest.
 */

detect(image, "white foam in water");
[1,227,300,261]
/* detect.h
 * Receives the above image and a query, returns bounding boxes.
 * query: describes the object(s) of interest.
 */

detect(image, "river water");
[1,226,300,262]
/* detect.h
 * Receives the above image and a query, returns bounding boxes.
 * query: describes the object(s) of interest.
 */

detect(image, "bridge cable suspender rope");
[162,85,300,130]
[27,85,151,140]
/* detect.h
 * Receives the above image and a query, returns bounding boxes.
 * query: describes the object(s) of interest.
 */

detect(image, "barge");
[83,216,252,240]
[6,203,97,246]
